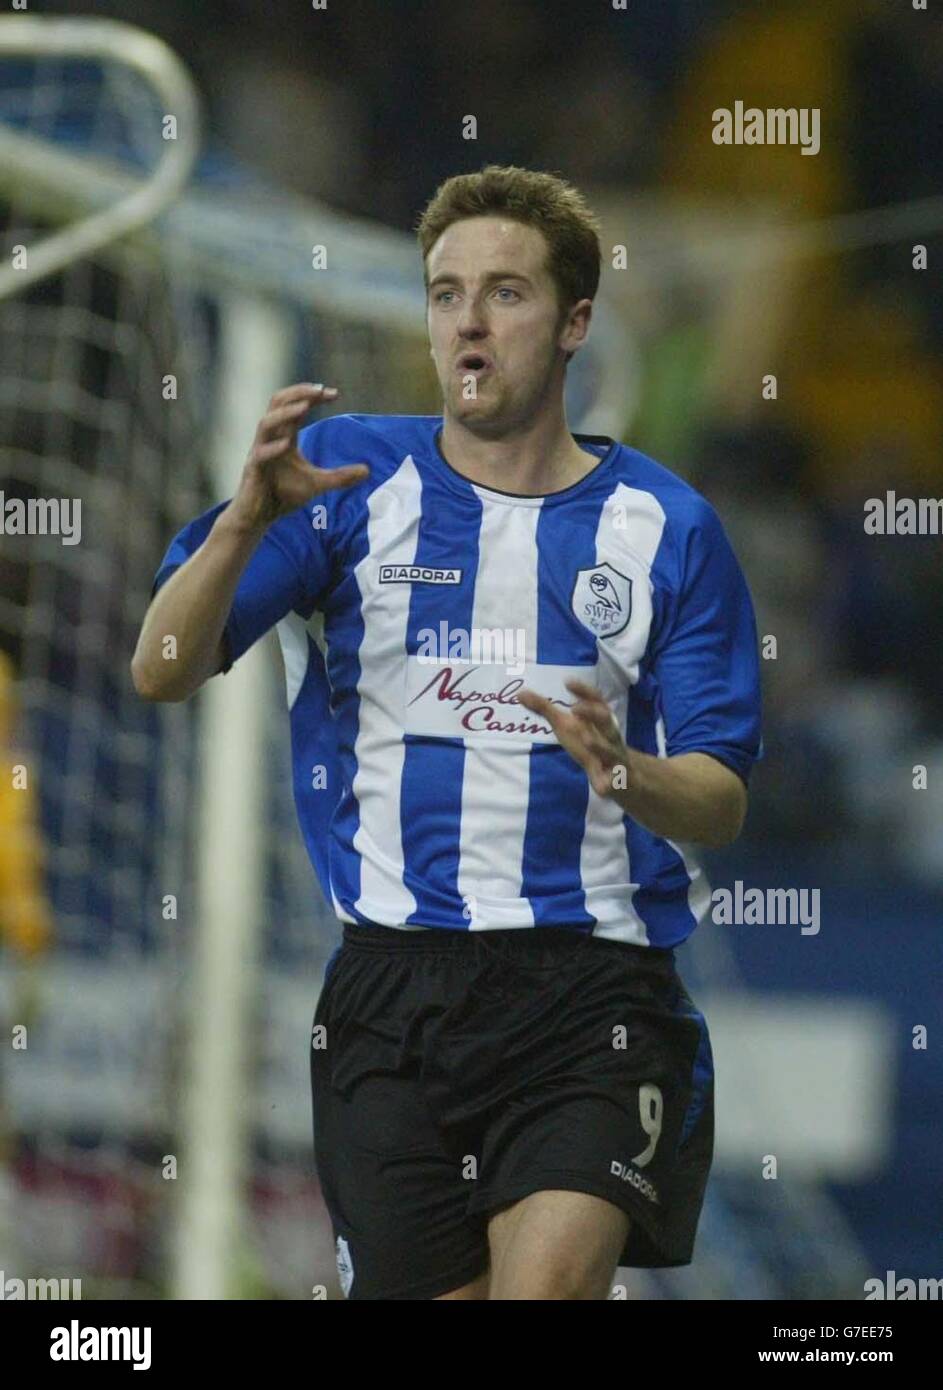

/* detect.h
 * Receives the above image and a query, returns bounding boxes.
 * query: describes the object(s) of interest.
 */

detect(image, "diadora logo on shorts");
[335,1235,354,1297]
[572,563,632,638]
[610,1160,659,1204]
[379,564,463,585]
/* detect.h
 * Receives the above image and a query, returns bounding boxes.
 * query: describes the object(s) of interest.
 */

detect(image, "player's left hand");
[516,678,628,798]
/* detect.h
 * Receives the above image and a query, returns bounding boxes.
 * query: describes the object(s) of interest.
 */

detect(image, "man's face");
[426,216,576,437]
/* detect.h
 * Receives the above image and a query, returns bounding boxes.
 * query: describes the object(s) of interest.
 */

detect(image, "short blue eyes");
[434,287,519,303]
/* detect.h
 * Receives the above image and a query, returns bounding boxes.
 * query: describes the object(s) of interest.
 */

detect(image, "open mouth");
[456,354,492,374]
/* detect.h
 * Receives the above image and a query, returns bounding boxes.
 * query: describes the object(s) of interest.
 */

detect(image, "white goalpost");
[0,17,200,299]
[174,296,291,1300]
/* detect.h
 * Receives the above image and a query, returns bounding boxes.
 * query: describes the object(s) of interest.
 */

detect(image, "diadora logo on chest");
[379,564,463,585]
[572,563,632,638]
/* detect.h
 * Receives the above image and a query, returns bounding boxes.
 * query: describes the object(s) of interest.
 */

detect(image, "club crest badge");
[571,563,632,639]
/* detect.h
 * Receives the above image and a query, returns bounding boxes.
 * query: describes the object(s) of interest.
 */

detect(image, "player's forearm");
[609,749,747,848]
[131,507,266,701]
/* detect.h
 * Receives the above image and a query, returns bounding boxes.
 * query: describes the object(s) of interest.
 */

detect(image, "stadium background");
[0,0,940,1298]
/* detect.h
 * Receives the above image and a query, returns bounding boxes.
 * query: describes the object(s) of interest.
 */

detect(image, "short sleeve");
[150,499,333,675]
[650,499,763,785]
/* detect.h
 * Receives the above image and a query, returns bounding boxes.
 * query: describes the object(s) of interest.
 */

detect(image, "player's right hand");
[229,384,369,532]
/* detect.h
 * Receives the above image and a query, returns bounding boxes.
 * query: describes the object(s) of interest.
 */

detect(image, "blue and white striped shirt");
[153,413,762,946]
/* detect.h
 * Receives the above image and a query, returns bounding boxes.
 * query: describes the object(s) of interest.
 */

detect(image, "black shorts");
[310,923,714,1300]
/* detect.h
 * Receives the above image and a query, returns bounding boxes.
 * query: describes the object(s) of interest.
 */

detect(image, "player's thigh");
[487,1188,629,1300]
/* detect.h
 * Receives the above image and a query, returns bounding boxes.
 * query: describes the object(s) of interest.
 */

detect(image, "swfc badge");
[571,563,632,639]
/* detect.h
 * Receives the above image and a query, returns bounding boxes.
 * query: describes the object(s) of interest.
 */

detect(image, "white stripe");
[350,456,420,925]
[582,483,667,945]
[457,497,542,929]
[275,611,312,710]
[331,885,351,923]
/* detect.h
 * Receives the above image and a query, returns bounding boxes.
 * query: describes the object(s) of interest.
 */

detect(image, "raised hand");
[229,383,369,532]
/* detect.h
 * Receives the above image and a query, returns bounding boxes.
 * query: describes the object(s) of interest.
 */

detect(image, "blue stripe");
[624,670,699,947]
[321,513,372,920]
[400,482,483,927]
[678,998,714,1145]
[519,490,602,926]
[287,632,338,903]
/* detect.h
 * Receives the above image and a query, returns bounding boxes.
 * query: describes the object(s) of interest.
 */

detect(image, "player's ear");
[560,298,593,356]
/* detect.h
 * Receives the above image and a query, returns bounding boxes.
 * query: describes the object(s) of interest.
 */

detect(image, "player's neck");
[438,412,598,497]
